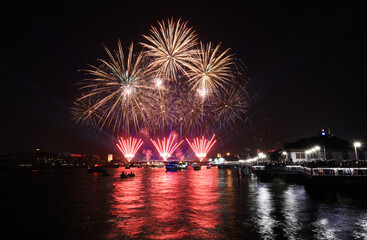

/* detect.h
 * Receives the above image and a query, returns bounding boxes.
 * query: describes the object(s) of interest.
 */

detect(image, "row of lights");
[305,146,321,155]
[283,141,363,161]
[240,152,267,163]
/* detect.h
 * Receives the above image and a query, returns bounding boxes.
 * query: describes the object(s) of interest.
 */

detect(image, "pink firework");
[150,134,184,161]
[116,137,144,162]
[186,134,216,161]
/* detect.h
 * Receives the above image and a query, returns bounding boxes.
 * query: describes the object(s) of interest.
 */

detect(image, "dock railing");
[253,164,367,177]
[287,165,367,176]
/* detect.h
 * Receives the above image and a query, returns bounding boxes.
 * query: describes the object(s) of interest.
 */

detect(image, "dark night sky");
[1,1,366,156]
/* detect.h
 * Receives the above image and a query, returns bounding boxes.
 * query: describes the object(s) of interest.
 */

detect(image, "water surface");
[2,167,367,239]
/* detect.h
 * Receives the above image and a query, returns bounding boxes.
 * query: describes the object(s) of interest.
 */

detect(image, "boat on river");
[177,162,188,170]
[120,171,135,178]
[87,164,106,173]
[149,162,165,168]
[192,163,201,170]
[165,161,179,171]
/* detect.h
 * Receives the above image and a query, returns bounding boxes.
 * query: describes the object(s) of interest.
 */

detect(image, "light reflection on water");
[254,185,278,239]
[282,187,303,240]
[3,167,367,239]
[108,168,223,239]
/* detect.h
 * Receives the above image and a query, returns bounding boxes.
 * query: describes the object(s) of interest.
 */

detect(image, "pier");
[252,165,367,191]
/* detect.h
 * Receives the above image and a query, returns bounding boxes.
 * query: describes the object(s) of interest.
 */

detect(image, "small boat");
[120,171,135,178]
[177,162,188,170]
[207,165,212,169]
[125,165,131,169]
[241,168,251,177]
[165,161,179,171]
[120,173,129,178]
[192,163,201,170]
[112,163,120,168]
[88,164,106,173]
[149,162,165,168]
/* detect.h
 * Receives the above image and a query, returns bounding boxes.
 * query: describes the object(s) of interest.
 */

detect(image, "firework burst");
[79,41,155,134]
[150,134,184,161]
[74,18,250,147]
[116,137,144,162]
[186,135,217,161]
[71,95,102,130]
[212,86,249,128]
[141,18,198,80]
[187,42,234,97]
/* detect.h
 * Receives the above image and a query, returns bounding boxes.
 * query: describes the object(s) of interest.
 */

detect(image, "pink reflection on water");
[187,167,222,238]
[108,167,223,239]
[108,170,145,238]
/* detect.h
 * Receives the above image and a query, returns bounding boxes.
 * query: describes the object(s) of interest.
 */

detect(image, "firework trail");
[186,134,217,161]
[74,18,250,149]
[187,42,234,98]
[79,41,154,134]
[141,18,198,80]
[116,137,144,162]
[150,134,184,161]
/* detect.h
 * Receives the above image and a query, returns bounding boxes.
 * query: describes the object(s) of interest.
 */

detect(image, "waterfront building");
[284,129,365,161]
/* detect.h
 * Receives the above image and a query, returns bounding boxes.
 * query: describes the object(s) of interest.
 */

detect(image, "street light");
[315,146,321,160]
[258,152,266,159]
[354,142,362,160]
[305,150,310,161]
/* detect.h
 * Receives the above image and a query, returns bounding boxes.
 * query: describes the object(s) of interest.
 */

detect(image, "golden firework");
[187,42,234,98]
[141,18,198,80]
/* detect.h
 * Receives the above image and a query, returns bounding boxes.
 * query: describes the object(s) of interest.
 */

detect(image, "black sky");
[1,1,366,156]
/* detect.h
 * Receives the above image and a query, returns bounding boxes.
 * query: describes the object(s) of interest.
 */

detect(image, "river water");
[2,167,367,239]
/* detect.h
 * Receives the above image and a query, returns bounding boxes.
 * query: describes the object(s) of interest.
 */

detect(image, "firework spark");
[212,86,248,128]
[141,18,198,80]
[116,137,144,162]
[150,134,184,161]
[71,95,102,130]
[186,134,217,161]
[79,40,154,134]
[187,42,234,97]
[74,19,250,143]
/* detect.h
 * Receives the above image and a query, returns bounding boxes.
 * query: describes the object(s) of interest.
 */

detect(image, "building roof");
[284,134,352,152]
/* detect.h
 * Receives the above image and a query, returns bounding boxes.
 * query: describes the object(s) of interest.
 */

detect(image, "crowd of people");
[252,159,367,176]
[297,160,367,168]
[252,159,367,170]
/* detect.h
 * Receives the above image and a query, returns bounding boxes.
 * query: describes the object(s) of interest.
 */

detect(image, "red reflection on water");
[108,170,145,239]
[108,167,222,239]
[186,167,222,238]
